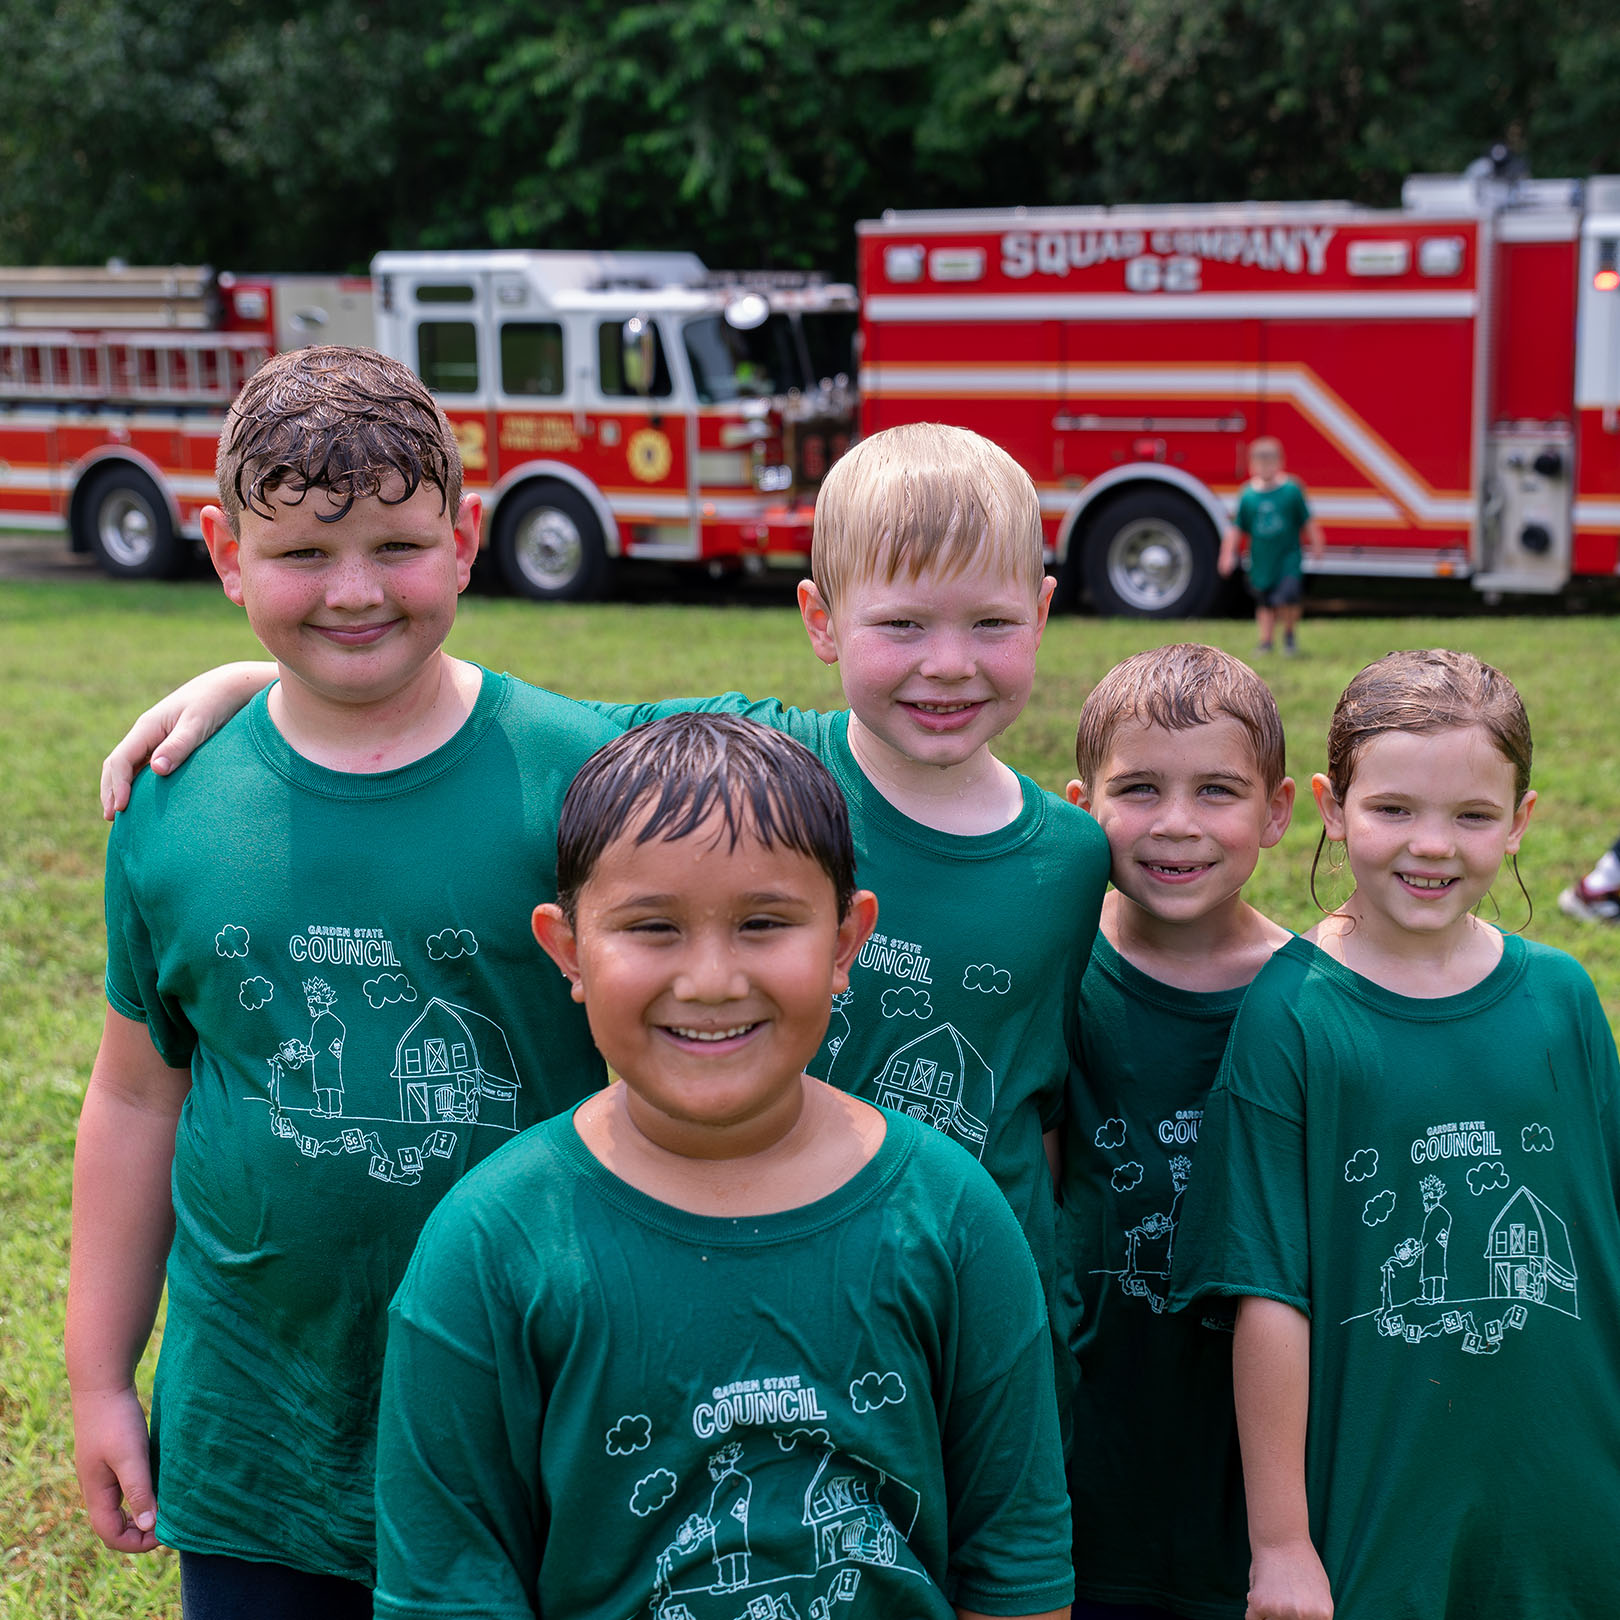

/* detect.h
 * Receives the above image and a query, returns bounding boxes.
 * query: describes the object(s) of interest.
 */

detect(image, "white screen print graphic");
[1341,1124,1577,1357]
[226,918,522,1187]
[1088,1115,1197,1313]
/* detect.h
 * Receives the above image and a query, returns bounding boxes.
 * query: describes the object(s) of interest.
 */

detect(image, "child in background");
[1560,829,1620,922]
[66,347,619,1614]
[374,713,1074,1620]
[1170,649,1620,1620]
[1059,644,1294,1619]
[1218,438,1323,656]
[98,423,1113,1307]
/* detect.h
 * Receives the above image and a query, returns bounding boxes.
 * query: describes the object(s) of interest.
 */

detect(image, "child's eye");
[625,918,678,936]
[741,915,791,934]
[1198,784,1237,799]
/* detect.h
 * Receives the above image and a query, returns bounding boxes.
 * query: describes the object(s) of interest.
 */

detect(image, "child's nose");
[326,558,385,610]
[672,944,750,1003]
[1407,816,1456,857]
[917,629,976,679]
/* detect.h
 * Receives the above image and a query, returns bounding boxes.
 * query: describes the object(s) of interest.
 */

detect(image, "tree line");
[3,0,1616,276]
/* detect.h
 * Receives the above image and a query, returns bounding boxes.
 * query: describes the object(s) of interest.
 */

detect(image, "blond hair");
[1075,643,1287,792]
[811,422,1045,607]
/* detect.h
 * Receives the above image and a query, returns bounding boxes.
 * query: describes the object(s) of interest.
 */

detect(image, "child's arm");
[100,663,276,818]
[1219,521,1246,577]
[1302,516,1325,562]
[1233,1296,1334,1620]
[64,1008,192,1553]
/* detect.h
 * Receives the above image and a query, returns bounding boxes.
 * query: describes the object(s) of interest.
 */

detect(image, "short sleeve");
[939,1166,1074,1612]
[1168,984,1312,1316]
[374,1209,543,1619]
[1291,480,1312,522]
[1234,488,1256,534]
[103,816,197,1069]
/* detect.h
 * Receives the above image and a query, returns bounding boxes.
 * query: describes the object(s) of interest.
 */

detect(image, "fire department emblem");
[628,428,673,482]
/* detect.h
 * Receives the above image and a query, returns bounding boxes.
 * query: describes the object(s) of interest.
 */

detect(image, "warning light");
[1596,238,1620,291]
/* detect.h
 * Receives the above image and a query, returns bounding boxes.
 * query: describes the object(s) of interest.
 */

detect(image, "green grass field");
[3,573,1617,1617]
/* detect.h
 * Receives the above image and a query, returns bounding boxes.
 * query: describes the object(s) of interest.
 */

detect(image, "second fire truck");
[858,162,1620,615]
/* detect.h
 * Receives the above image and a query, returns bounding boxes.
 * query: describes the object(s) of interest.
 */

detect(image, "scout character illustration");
[302,976,346,1116]
[1418,1174,1452,1302]
[1119,1154,1192,1313]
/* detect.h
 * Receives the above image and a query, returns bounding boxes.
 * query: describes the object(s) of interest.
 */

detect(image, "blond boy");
[1218,438,1324,655]
[1057,644,1294,1619]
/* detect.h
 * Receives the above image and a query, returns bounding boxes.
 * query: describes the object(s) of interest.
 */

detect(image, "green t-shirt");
[1169,934,1620,1619]
[1058,935,1248,1618]
[103,670,622,1580]
[590,697,1113,1296]
[1233,478,1310,592]
[374,1108,1074,1619]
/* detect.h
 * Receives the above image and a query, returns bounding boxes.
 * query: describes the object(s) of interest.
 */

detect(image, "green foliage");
[6,0,1617,272]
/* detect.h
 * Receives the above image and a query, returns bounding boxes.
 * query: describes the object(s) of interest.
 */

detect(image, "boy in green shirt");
[100,423,1112,1305]
[1056,644,1295,1619]
[67,347,620,1613]
[1217,438,1323,657]
[374,712,1075,1619]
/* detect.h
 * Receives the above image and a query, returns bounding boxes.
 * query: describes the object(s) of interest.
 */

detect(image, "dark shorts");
[1072,1603,1183,1620]
[179,1551,372,1620]
[1248,570,1303,608]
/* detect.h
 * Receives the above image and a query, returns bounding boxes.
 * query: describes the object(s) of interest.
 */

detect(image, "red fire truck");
[1,253,856,597]
[858,167,1620,616]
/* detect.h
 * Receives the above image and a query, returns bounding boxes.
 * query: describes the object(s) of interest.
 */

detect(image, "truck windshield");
[801,310,857,385]
[683,313,804,404]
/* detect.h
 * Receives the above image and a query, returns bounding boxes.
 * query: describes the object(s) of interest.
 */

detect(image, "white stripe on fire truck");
[0,466,219,501]
[870,364,1472,526]
[603,493,780,521]
[1573,501,1620,528]
[865,291,1478,322]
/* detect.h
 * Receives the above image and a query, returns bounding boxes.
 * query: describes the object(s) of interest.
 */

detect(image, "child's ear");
[832,890,879,990]
[1505,788,1537,854]
[797,580,840,667]
[200,506,244,606]
[532,902,584,1002]
[452,493,483,589]
[1260,776,1297,849]
[1064,778,1093,813]
[1033,573,1057,642]
[1310,773,1345,842]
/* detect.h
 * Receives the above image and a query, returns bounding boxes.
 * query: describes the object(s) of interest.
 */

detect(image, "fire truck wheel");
[494,483,610,602]
[79,466,184,580]
[1081,489,1220,618]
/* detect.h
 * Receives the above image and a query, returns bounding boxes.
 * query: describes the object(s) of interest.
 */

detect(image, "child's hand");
[100,662,276,819]
[1247,1538,1333,1619]
[71,1384,160,1553]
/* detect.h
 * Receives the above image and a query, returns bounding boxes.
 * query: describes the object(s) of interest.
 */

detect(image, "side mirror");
[622,314,656,396]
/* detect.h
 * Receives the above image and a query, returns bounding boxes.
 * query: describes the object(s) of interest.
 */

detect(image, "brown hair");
[1074,643,1287,792]
[1311,648,1533,913]
[811,422,1045,609]
[215,345,461,530]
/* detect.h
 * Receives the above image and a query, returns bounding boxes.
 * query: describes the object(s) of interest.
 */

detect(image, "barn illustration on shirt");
[392,998,520,1131]
[870,1023,994,1159]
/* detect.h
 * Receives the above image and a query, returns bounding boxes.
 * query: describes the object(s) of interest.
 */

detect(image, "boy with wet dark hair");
[66,345,620,1616]
[374,712,1075,1620]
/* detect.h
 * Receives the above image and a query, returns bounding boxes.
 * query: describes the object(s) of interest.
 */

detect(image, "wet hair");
[215,345,461,530]
[556,713,857,921]
[1310,648,1534,918]
[811,421,1045,609]
[1074,643,1287,792]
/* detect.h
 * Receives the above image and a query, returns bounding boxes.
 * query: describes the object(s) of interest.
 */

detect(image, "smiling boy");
[66,347,619,1614]
[374,713,1075,1620]
[1056,644,1294,1619]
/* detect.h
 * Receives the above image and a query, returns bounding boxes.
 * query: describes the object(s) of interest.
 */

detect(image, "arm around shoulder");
[65,1007,192,1552]
[101,661,276,818]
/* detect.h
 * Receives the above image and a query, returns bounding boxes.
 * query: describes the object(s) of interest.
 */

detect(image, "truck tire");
[1081,488,1220,618]
[79,465,185,580]
[493,482,610,602]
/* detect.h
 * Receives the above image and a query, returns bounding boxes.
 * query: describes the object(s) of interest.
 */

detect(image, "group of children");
[67,344,1620,1620]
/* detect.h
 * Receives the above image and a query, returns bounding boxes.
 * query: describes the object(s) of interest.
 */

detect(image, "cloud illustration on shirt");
[1111,1161,1144,1192]
[364,973,417,1009]
[850,1371,907,1413]
[426,928,478,961]
[238,976,273,1011]
[1094,1118,1127,1151]
[1522,1124,1554,1153]
[605,1414,652,1456]
[215,924,250,958]
[1468,1161,1511,1195]
[962,963,1011,994]
[1363,1189,1397,1226]
[630,1469,677,1516]
[881,986,931,1019]
[1344,1148,1378,1183]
